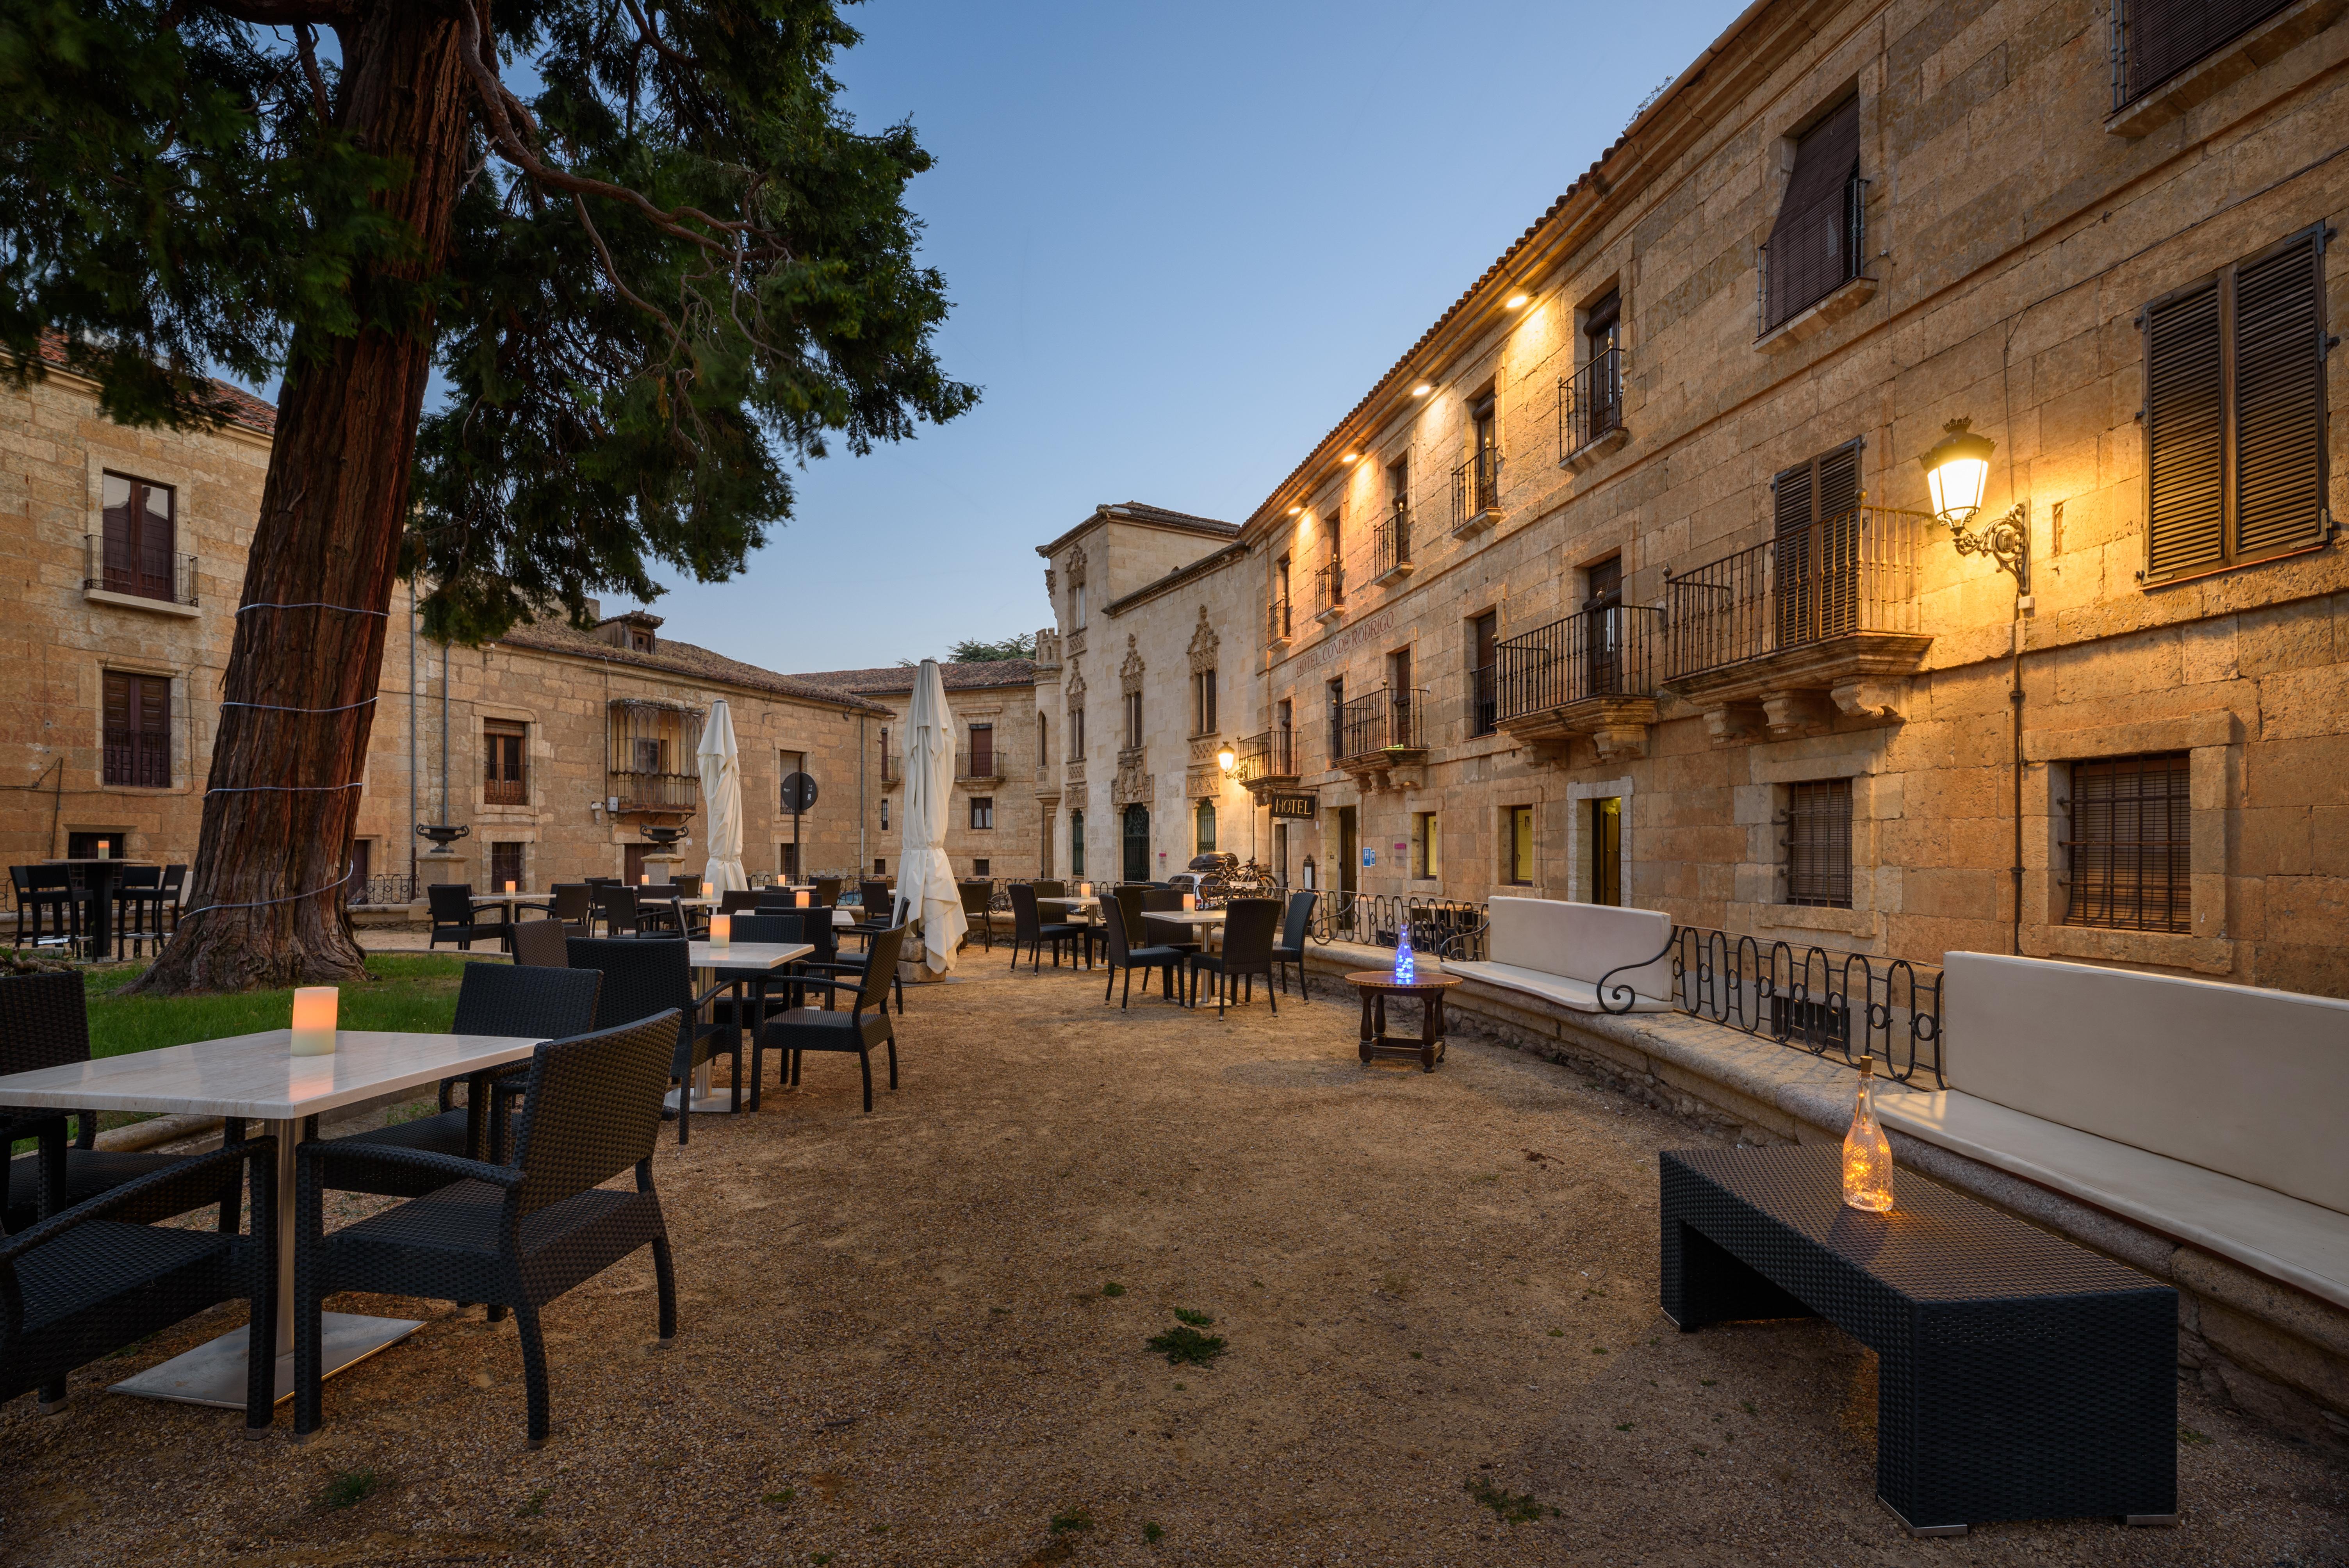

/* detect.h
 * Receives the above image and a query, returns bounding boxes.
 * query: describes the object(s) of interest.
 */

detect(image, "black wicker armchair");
[427,884,509,952]
[294,1015,680,1447]
[564,936,741,1142]
[757,925,906,1113]
[1269,889,1317,1000]
[1096,898,1185,1009]
[509,918,572,969]
[1185,898,1281,1016]
[2,1137,276,1430]
[1007,883,1084,973]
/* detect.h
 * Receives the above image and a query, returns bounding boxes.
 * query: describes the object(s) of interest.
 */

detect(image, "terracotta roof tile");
[786,659,1039,696]
[32,331,277,435]
[496,622,893,713]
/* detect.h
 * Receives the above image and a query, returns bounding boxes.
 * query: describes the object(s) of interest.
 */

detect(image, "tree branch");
[294,23,332,126]
[201,0,357,24]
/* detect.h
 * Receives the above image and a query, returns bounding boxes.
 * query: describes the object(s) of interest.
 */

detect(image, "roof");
[1104,543,1251,617]
[496,622,893,713]
[1034,501,1238,559]
[30,331,277,435]
[786,659,1040,697]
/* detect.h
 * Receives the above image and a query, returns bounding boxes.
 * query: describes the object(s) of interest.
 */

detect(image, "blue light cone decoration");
[1392,923,1415,983]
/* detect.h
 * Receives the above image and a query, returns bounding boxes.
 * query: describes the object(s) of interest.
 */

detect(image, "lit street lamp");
[1920,417,2029,593]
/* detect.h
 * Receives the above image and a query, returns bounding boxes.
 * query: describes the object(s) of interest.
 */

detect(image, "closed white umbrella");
[696,699,749,893]
[897,659,967,973]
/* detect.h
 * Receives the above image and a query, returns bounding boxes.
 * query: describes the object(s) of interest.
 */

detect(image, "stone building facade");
[1040,0,2349,996]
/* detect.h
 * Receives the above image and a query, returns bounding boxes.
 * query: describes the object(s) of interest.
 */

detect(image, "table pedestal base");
[1346,973,1460,1074]
[110,1311,419,1410]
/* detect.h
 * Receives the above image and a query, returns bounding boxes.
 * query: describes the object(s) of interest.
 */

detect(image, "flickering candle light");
[1841,1055,1895,1212]
[1078,882,1093,899]
[640,874,651,886]
[96,839,110,858]
[1181,893,1196,911]
[290,987,339,1057]
[709,913,731,949]
[504,879,517,895]
[795,889,811,909]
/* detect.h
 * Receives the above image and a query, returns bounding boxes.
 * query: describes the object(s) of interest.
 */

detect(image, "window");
[1773,440,1864,646]
[1762,97,1863,333]
[2143,226,2328,583]
[98,472,178,602]
[2116,0,2297,107]
[1384,454,1412,569]
[1075,584,1087,627]
[1124,690,1144,750]
[970,796,994,830]
[1580,290,1624,444]
[1037,714,1048,771]
[1470,611,1498,736]
[489,841,525,890]
[973,858,991,877]
[780,841,800,880]
[1196,800,1217,853]
[1274,554,1292,636]
[68,831,126,860]
[2065,753,2191,932]
[1069,810,1085,878]
[881,798,890,831]
[102,672,170,788]
[1588,797,1622,906]
[1192,668,1217,736]
[1583,557,1627,697]
[874,857,886,875]
[1325,677,1345,762]
[350,837,372,892]
[484,718,527,804]
[969,722,994,776]
[1413,812,1441,880]
[1783,779,1853,908]
[1506,805,1535,885]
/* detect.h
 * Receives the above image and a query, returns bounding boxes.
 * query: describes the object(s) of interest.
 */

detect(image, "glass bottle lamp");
[1841,1055,1895,1212]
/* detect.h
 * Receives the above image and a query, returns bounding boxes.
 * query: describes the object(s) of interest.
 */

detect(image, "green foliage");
[86,955,469,1060]
[1463,1475,1544,1525]
[1048,1507,1091,1534]
[1142,1522,1164,1543]
[946,633,1036,663]
[514,1489,550,1518]
[1146,1324,1225,1367]
[1101,1282,1126,1297]
[1171,1308,1212,1326]
[318,1468,380,1510]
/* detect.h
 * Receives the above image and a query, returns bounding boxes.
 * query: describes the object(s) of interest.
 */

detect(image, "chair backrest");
[549,884,593,925]
[595,885,641,927]
[1114,884,1147,938]
[856,926,909,1014]
[0,971,90,1076]
[1007,882,1042,941]
[1281,889,1316,950]
[1032,880,1066,900]
[509,918,573,969]
[508,1011,681,1216]
[161,864,188,894]
[1220,898,1281,966]
[1098,898,1135,965]
[585,877,621,888]
[23,864,71,893]
[453,960,601,1039]
[671,875,703,899]
[958,881,992,917]
[731,911,804,946]
[858,880,889,915]
[721,889,765,914]
[426,884,476,923]
[118,865,161,890]
[813,877,843,906]
[1140,887,1183,913]
[565,935,691,1029]
[7,866,30,898]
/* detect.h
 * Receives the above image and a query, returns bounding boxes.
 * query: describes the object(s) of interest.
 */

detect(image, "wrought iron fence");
[1493,604,1661,719]
[1759,176,1867,335]
[1232,728,1297,785]
[1312,561,1344,618]
[355,873,416,906]
[1662,507,1921,682]
[1309,891,1487,960]
[607,700,702,812]
[1451,451,1503,527]
[83,534,198,607]
[1558,347,1624,458]
[1373,499,1412,578]
[1337,685,1427,760]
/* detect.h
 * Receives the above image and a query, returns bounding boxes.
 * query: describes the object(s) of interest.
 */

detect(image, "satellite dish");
[781,772,819,813]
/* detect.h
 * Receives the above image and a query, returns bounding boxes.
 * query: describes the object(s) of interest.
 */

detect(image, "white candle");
[1182,892,1197,911]
[96,839,110,859]
[1078,882,1093,899]
[640,873,651,886]
[503,879,517,895]
[709,912,731,949]
[290,986,338,1057]
[795,889,811,908]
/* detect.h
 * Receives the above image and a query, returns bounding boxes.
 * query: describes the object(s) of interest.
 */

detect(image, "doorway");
[1123,804,1150,882]
[1334,805,1358,935]
[1587,797,1622,906]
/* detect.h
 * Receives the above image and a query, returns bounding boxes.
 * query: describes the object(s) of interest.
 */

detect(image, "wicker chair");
[509,917,572,969]
[847,880,893,946]
[1185,898,1282,1016]
[1032,880,1066,900]
[110,866,168,960]
[720,889,765,915]
[11,865,89,955]
[1007,883,1084,973]
[1139,886,1200,954]
[428,884,509,952]
[812,877,844,908]
[159,864,189,932]
[957,880,994,952]
[1269,890,1318,1000]
[2,1138,277,1427]
[294,1014,680,1446]
[1096,898,1185,1009]
[564,936,741,1143]
[547,883,594,935]
[759,925,905,1113]
[818,903,902,1016]
[3,973,241,1235]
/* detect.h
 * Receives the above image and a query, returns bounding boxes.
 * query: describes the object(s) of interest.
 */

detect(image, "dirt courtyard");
[3,958,2343,1566]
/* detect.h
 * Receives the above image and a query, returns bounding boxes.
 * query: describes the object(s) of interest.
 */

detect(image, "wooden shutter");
[2232,229,2328,559]
[100,475,135,592]
[1784,779,1853,908]
[1764,97,1861,330]
[1772,456,1815,647]
[135,677,170,787]
[2144,278,2226,578]
[2121,0,2296,104]
[103,671,134,785]
[1772,440,1863,647]
[104,673,169,787]
[137,481,173,600]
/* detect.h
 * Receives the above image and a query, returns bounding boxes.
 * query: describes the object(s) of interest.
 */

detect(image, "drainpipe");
[2010,608,2026,957]
[407,582,418,883]
[439,633,450,826]
[857,713,867,874]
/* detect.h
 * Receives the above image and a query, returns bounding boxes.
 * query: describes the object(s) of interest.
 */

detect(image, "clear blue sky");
[446,3,1743,670]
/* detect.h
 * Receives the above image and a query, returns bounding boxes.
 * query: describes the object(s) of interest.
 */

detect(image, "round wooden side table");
[1345,971,1463,1073]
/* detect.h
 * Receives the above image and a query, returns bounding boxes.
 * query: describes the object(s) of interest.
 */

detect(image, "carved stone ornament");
[1121,633,1145,693]
[1066,545,1088,586]
[1187,603,1221,673]
[1044,567,1057,598]
[1063,657,1085,704]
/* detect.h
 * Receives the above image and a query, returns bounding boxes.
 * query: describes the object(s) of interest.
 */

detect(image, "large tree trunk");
[134,6,473,993]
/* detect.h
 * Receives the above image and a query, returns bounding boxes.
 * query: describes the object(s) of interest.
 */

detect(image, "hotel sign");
[1266,794,1318,819]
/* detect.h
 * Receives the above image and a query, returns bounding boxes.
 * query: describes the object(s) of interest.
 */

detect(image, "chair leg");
[1105,965,1116,1005]
[886,1035,898,1091]
[676,1074,691,1146]
[1267,971,1278,1015]
[858,1048,874,1113]
[651,1229,678,1346]
[515,1301,552,1448]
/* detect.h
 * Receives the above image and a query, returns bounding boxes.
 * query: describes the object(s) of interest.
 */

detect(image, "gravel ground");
[3,958,2343,1566]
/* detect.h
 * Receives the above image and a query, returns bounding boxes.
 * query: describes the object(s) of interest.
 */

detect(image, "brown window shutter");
[101,475,135,591]
[2143,278,2225,580]
[103,671,133,785]
[138,482,173,600]
[1764,97,1861,330]
[136,676,170,787]
[1785,778,1853,908]
[2231,228,2328,561]
[2121,0,2297,105]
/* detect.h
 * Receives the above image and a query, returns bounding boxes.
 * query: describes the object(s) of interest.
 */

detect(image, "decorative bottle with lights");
[1391,923,1415,984]
[1841,1055,1894,1213]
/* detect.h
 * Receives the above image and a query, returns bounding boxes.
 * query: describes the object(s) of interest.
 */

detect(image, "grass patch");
[1147,1324,1224,1367]
[763,1489,797,1510]
[1171,1308,1212,1327]
[514,1489,549,1518]
[1048,1506,1092,1534]
[1463,1475,1545,1524]
[318,1468,380,1511]
[1142,1521,1164,1542]
[87,955,474,1060]
[2178,1424,2212,1446]
[1101,1282,1126,1298]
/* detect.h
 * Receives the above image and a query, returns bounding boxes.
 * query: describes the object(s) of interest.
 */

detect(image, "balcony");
[1492,604,1661,763]
[1371,500,1413,586]
[608,699,701,816]
[83,535,199,615]
[1335,685,1429,788]
[608,769,699,813]
[1557,347,1627,472]
[1661,506,1930,741]
[1757,176,1873,351]
[1267,595,1294,646]
[880,749,899,786]
[1451,451,1504,535]
[1312,561,1345,624]
[1232,728,1299,792]
[1064,754,1085,790]
[957,749,1005,782]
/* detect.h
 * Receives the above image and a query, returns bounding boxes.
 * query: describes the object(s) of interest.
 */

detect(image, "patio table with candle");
[0,989,544,1412]
[673,934,811,1113]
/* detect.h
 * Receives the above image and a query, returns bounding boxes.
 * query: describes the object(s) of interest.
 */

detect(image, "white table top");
[473,893,551,907]
[1146,908,1228,927]
[689,940,812,971]
[0,1030,547,1121]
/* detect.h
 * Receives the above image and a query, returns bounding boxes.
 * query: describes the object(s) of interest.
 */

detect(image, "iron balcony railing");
[1759,176,1868,336]
[957,749,1004,781]
[1337,684,1428,761]
[84,534,198,607]
[607,700,701,813]
[1469,663,1497,737]
[1267,595,1293,641]
[1451,451,1503,527]
[607,769,699,812]
[1558,346,1624,458]
[1493,604,1661,720]
[1663,506,1921,682]
[1312,560,1345,618]
[879,749,898,785]
[1232,727,1297,786]
[1373,499,1412,578]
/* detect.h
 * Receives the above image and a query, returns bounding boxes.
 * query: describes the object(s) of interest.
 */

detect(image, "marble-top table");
[677,941,811,1113]
[0,1028,544,1410]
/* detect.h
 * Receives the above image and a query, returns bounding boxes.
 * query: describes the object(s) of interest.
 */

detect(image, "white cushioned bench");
[1444,897,1674,1014]
[1876,953,2349,1311]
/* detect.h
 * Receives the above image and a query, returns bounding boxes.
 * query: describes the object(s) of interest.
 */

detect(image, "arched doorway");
[1123,804,1150,882]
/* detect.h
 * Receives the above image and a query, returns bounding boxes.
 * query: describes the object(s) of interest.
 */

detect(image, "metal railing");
[1312,560,1344,618]
[1663,507,1921,682]
[1232,727,1297,785]
[83,535,198,607]
[1337,684,1428,761]
[1759,176,1868,336]
[957,749,1004,780]
[1469,663,1497,737]
[1373,499,1412,578]
[880,750,899,785]
[1267,595,1293,642]
[607,769,699,812]
[1494,604,1661,719]
[356,873,416,906]
[1558,347,1624,458]
[1451,451,1503,527]
[1310,891,1487,961]
[1634,927,1943,1087]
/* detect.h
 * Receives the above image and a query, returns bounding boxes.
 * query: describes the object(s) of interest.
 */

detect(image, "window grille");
[2065,753,2191,932]
[1784,779,1853,908]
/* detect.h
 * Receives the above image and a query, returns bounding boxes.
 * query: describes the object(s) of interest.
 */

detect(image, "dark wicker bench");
[1660,1144,2177,1536]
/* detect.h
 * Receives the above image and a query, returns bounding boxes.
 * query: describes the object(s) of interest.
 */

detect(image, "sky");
[438,2,1743,672]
